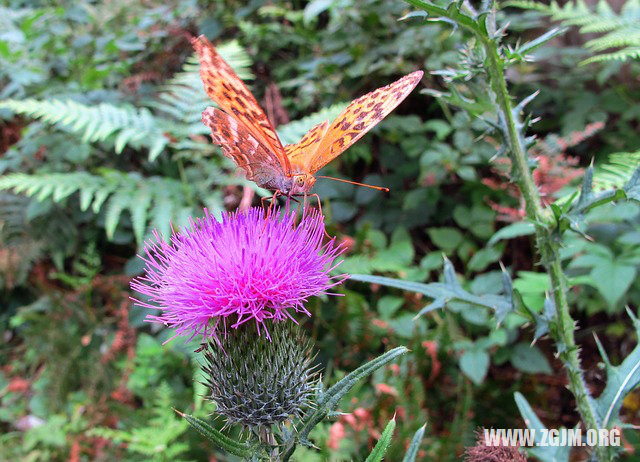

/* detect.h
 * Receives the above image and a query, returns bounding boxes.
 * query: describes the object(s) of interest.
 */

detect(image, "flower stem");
[480,34,608,461]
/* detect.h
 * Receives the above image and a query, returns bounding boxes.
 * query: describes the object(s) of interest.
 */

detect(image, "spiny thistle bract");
[202,322,318,430]
[130,206,347,342]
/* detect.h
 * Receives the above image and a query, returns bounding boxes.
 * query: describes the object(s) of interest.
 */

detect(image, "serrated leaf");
[402,424,427,462]
[512,27,568,57]
[364,417,396,462]
[181,413,251,457]
[595,309,640,427]
[351,265,514,323]
[415,297,446,318]
[533,296,556,341]
[291,347,408,453]
[514,392,571,462]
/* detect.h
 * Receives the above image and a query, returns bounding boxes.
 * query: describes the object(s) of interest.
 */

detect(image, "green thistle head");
[201,322,318,430]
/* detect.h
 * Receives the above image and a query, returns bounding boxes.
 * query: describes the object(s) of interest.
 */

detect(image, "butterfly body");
[247,171,314,195]
[194,35,422,196]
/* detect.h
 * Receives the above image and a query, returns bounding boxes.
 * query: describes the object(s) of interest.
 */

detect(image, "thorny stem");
[480,29,608,461]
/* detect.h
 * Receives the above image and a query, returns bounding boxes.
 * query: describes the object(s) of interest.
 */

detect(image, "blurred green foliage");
[1,0,639,460]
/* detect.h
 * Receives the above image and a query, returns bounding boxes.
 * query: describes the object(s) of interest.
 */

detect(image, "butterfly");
[193,35,423,196]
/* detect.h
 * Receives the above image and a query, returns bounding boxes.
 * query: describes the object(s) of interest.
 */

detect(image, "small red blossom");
[375,383,399,397]
[483,122,601,221]
[328,421,346,450]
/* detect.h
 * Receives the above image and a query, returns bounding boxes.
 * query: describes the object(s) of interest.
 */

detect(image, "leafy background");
[0,0,639,460]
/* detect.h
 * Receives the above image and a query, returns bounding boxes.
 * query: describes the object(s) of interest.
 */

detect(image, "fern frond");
[0,99,170,160]
[0,193,42,289]
[154,40,254,128]
[0,171,196,246]
[88,383,189,460]
[594,150,640,190]
[0,193,29,243]
[581,47,640,64]
[507,0,640,64]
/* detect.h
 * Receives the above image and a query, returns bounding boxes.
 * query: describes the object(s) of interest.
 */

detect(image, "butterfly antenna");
[316,175,389,192]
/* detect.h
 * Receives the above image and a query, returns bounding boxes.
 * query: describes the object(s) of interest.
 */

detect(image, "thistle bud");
[201,322,318,430]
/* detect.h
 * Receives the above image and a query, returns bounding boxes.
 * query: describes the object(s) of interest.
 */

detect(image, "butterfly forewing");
[284,120,329,165]
[202,107,286,190]
[193,35,291,174]
[302,70,424,174]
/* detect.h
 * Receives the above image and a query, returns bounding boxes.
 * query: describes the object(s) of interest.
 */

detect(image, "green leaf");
[468,246,503,272]
[569,164,634,227]
[104,191,131,240]
[506,0,640,65]
[510,27,568,58]
[427,227,463,253]
[388,313,416,339]
[595,308,640,427]
[180,413,251,457]
[0,99,169,158]
[459,349,489,385]
[321,347,408,411]
[402,424,427,462]
[488,221,535,246]
[416,297,447,318]
[351,258,514,322]
[589,258,636,309]
[364,416,396,462]
[372,228,414,271]
[303,0,334,23]
[288,347,408,457]
[510,343,553,375]
[423,119,452,140]
[514,392,570,462]
[404,0,484,36]
[378,296,404,319]
[129,184,152,246]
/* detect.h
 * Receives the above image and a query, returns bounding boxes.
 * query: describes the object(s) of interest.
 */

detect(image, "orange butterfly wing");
[284,120,329,165]
[287,71,423,174]
[193,35,291,175]
[202,107,286,190]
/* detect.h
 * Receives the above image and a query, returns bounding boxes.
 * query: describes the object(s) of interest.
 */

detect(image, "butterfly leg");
[292,193,305,227]
[267,190,282,220]
[308,193,333,240]
[260,195,270,213]
[260,190,281,235]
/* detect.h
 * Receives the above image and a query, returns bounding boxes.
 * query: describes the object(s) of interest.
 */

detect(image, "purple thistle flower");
[130,207,347,342]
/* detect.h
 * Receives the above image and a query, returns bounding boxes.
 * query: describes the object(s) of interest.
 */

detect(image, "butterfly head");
[287,174,316,195]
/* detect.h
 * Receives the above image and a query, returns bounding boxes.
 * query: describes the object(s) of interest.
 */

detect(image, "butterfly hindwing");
[202,107,286,190]
[193,35,291,175]
[301,70,423,173]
